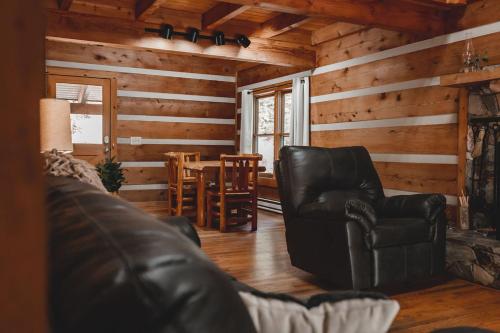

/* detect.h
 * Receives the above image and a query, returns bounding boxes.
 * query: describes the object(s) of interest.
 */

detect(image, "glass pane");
[283,92,292,134]
[283,135,291,147]
[257,135,274,174]
[257,96,274,135]
[55,83,103,144]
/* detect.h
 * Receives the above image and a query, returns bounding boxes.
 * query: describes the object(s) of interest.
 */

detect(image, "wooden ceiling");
[45,0,469,67]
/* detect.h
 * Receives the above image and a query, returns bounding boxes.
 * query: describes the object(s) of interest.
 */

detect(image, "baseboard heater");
[257,198,282,214]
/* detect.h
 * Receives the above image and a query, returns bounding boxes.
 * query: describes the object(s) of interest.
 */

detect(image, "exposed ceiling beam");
[250,13,311,39]
[135,0,164,21]
[311,22,368,45]
[45,10,315,68]
[57,0,73,11]
[432,0,467,4]
[220,0,447,35]
[202,3,251,30]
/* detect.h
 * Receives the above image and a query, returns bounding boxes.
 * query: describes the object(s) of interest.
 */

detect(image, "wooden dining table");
[183,161,265,227]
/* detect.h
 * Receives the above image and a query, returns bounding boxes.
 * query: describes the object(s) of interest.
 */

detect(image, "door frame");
[45,68,118,159]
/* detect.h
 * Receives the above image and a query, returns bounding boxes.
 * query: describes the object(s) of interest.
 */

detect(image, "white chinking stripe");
[120,184,168,191]
[313,21,500,76]
[237,70,312,92]
[384,189,457,206]
[370,153,458,165]
[117,114,235,125]
[120,161,166,168]
[46,60,236,82]
[117,137,234,146]
[311,113,457,132]
[118,90,235,104]
[311,77,440,104]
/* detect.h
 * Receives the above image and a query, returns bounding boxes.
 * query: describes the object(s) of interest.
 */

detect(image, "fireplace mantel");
[439,67,500,236]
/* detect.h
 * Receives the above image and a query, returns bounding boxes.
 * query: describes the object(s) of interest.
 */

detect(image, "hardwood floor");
[137,202,500,332]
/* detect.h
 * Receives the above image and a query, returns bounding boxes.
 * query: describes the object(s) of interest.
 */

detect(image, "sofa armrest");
[377,194,446,223]
[345,199,377,233]
[159,216,201,247]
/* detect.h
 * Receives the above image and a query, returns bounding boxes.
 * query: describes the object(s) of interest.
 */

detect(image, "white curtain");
[239,89,254,154]
[291,77,310,146]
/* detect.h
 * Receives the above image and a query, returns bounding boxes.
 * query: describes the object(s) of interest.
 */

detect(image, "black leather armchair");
[275,146,447,290]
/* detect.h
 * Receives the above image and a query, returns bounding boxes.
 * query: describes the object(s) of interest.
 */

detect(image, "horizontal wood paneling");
[316,28,419,67]
[118,144,234,161]
[312,33,500,97]
[115,72,235,97]
[311,86,459,124]
[117,121,235,140]
[375,162,457,195]
[46,40,238,75]
[117,97,235,118]
[123,167,167,185]
[237,63,311,88]
[311,124,457,155]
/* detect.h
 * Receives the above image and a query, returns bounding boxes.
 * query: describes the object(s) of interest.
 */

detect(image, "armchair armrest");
[159,216,201,247]
[345,199,377,233]
[377,194,446,223]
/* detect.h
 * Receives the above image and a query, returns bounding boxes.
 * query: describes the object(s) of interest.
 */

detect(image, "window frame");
[253,83,292,179]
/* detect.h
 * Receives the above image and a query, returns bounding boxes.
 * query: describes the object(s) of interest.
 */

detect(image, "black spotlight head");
[160,24,174,40]
[214,31,225,46]
[236,35,251,48]
[186,28,200,43]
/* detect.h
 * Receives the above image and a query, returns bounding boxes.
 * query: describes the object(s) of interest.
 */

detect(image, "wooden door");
[47,75,113,164]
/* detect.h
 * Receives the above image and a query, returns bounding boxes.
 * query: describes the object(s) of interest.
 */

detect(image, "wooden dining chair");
[206,154,261,232]
[165,152,200,217]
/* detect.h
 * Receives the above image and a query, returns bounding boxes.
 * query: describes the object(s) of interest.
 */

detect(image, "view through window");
[254,85,292,176]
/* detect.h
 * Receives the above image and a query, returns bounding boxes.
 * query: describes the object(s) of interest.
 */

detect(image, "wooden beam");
[433,0,467,5]
[202,3,251,30]
[135,0,163,21]
[311,22,367,45]
[221,0,446,35]
[57,0,73,10]
[251,13,311,39]
[46,10,315,68]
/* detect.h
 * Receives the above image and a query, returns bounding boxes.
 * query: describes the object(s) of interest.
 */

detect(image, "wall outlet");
[130,137,142,145]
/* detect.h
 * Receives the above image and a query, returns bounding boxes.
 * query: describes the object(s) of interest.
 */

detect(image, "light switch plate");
[130,137,142,145]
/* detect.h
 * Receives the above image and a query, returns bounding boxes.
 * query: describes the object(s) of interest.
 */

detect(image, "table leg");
[196,171,206,227]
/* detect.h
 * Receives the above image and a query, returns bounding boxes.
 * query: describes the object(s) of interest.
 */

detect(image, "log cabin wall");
[310,0,500,217]
[46,40,238,202]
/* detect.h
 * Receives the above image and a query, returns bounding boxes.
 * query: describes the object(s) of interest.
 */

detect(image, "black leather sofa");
[275,146,447,290]
[46,175,256,333]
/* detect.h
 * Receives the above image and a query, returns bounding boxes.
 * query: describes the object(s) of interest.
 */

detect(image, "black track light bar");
[145,24,251,48]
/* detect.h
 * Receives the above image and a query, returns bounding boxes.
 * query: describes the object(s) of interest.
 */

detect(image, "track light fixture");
[145,24,251,48]
[214,31,225,46]
[186,28,200,43]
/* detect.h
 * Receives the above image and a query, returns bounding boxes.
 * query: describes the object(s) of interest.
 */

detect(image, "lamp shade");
[40,98,73,153]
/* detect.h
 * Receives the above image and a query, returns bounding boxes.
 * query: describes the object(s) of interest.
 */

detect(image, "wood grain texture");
[46,10,315,67]
[117,97,235,119]
[115,72,235,97]
[312,33,500,96]
[46,40,238,76]
[117,121,235,140]
[237,63,310,87]
[136,206,500,332]
[118,144,234,161]
[123,167,167,185]
[311,124,458,155]
[316,28,420,67]
[250,13,311,39]
[202,3,250,30]
[311,86,459,124]
[312,22,367,45]
[0,1,48,332]
[375,162,457,195]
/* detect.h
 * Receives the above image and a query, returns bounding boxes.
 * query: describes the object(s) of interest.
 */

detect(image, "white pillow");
[239,291,399,333]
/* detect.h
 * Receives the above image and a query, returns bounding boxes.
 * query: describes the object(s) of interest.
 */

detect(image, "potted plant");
[96,157,126,194]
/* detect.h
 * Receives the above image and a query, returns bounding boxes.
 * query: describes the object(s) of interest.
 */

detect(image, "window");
[254,85,292,176]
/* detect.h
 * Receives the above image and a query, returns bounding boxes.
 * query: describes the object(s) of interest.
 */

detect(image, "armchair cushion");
[377,194,446,222]
[298,190,374,220]
[370,218,431,248]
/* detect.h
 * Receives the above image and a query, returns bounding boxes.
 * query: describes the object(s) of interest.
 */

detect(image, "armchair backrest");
[275,146,384,219]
